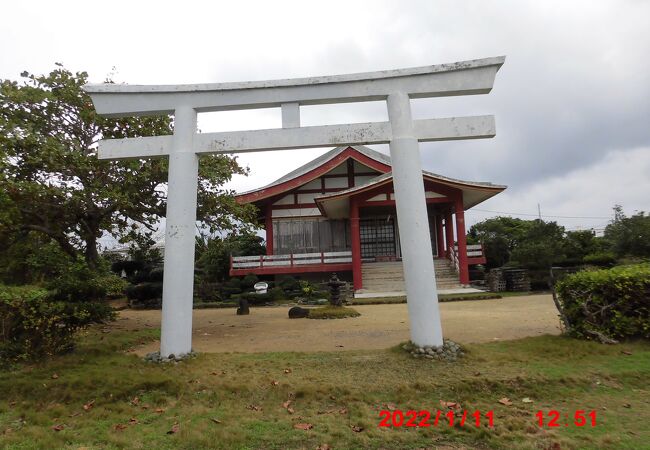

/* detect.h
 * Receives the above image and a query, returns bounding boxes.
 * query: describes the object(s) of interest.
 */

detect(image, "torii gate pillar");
[160,106,198,357]
[84,56,505,357]
[387,92,443,345]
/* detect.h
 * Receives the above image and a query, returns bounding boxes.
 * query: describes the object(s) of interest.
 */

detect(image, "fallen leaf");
[210,418,222,424]
[282,400,292,409]
[167,423,180,434]
[51,424,65,432]
[51,374,59,380]
[498,397,513,406]
[155,408,165,413]
[385,403,397,411]
[271,380,279,386]
[113,423,127,431]
[623,403,631,408]
[287,407,295,414]
[522,398,534,403]
[83,400,95,411]
[293,423,313,430]
[440,400,460,409]
[284,368,292,374]
[621,350,633,356]
[351,425,364,433]
[130,397,139,406]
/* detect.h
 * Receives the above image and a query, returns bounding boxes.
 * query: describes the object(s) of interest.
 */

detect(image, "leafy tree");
[604,205,650,258]
[509,220,566,269]
[0,232,71,285]
[195,232,266,282]
[469,217,570,269]
[0,65,257,268]
[467,217,534,268]
[562,230,600,263]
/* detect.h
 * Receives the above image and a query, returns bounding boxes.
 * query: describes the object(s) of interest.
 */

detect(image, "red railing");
[450,243,485,267]
[230,251,353,275]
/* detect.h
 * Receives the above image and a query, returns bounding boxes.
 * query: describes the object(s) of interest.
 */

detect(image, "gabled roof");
[235,145,507,211]
[314,171,506,218]
[236,146,391,204]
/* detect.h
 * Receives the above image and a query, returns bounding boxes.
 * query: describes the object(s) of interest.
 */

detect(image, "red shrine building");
[230,146,505,294]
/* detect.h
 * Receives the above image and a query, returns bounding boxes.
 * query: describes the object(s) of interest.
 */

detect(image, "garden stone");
[236,298,250,315]
[288,306,310,319]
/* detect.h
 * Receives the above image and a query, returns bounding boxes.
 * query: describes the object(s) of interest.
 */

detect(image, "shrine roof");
[236,145,505,208]
[313,170,506,218]
[235,145,392,204]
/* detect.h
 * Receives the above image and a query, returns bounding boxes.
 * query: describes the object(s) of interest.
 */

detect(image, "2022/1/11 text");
[378,410,494,428]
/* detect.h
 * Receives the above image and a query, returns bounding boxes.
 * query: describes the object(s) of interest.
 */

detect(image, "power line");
[467,208,612,220]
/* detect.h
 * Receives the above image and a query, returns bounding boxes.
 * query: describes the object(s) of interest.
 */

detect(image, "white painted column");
[160,105,199,357]
[387,92,444,347]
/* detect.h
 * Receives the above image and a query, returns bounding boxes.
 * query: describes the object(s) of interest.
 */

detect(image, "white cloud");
[466,146,650,230]
[1,0,648,230]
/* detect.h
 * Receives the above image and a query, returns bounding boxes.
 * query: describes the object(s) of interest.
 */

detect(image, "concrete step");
[361,259,461,292]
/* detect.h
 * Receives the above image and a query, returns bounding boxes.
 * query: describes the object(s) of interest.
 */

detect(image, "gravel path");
[113,294,561,355]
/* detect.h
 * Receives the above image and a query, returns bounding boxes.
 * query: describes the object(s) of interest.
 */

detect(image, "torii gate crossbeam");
[85,56,505,357]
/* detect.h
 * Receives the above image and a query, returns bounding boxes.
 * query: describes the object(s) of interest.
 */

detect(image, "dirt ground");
[113,294,561,355]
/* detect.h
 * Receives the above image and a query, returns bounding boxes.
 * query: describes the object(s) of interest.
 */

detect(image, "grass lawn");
[1,326,649,449]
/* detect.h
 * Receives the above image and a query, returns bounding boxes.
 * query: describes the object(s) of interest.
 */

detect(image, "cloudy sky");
[2,0,649,232]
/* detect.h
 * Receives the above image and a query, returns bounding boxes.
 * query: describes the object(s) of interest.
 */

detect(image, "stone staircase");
[359,258,460,293]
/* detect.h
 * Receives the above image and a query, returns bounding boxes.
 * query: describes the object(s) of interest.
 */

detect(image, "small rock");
[288,306,310,319]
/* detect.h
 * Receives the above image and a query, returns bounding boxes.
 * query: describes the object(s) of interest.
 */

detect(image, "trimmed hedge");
[555,264,650,341]
[0,285,114,364]
[47,260,127,302]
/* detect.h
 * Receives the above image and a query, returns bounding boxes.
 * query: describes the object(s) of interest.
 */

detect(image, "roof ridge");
[237,145,391,196]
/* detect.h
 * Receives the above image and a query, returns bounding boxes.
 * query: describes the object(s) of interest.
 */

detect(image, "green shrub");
[97,273,128,298]
[241,274,259,289]
[47,260,110,302]
[125,282,163,308]
[555,264,650,340]
[235,290,280,305]
[43,261,117,324]
[0,285,114,364]
[269,287,285,301]
[278,276,300,291]
[308,305,361,319]
[583,252,617,267]
[195,282,222,303]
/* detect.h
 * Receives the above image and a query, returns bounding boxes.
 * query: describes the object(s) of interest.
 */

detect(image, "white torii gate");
[85,56,505,357]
